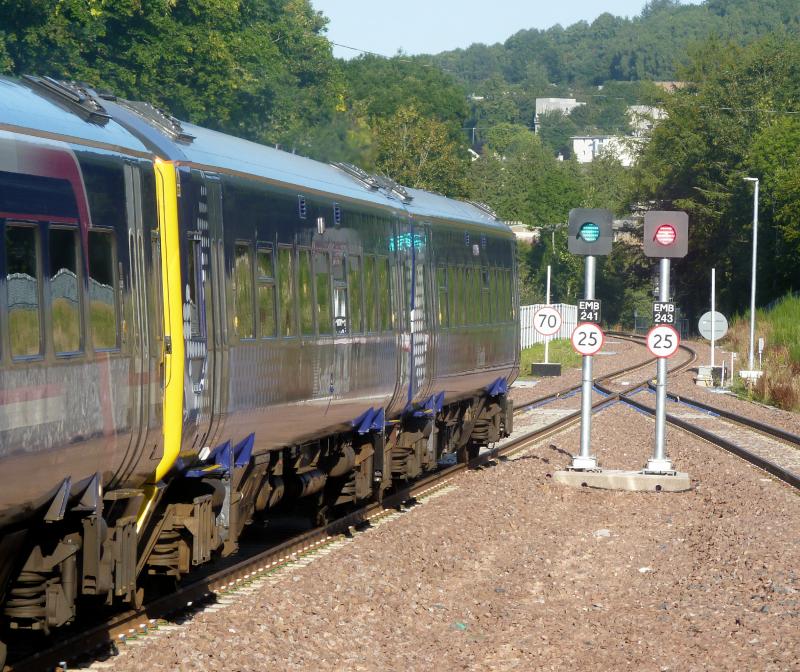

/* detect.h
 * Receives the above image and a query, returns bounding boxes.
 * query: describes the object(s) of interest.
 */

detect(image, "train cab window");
[257,247,276,338]
[348,256,363,334]
[278,246,296,337]
[378,256,392,332]
[332,254,348,335]
[437,267,448,328]
[49,228,82,355]
[233,243,255,339]
[298,249,314,336]
[88,230,119,350]
[5,224,42,359]
[363,255,377,333]
[313,251,332,335]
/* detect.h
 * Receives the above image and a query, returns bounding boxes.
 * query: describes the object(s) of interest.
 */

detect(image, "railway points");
[64,349,800,672]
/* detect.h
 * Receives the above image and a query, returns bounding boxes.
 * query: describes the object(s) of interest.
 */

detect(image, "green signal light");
[578,222,600,242]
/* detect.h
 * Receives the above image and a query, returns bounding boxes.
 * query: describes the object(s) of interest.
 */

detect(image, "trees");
[631,34,800,318]
[0,0,344,148]
[373,106,469,197]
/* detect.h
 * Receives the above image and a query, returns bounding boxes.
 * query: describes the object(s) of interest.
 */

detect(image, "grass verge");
[520,339,582,377]
[723,294,800,412]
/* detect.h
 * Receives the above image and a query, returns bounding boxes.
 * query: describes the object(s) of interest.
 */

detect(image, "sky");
[311,0,704,59]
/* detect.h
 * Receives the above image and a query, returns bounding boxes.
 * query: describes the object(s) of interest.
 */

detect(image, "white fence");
[520,303,577,349]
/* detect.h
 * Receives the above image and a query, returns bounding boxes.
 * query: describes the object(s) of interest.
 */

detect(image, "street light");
[743,176,759,371]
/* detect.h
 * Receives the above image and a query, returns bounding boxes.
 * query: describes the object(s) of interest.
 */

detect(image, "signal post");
[554,209,690,492]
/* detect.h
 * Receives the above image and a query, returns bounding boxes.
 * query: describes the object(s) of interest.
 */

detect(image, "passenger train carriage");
[0,75,519,661]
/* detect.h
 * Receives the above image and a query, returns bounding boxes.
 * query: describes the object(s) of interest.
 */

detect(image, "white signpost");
[533,306,562,337]
[571,322,605,356]
[646,324,680,359]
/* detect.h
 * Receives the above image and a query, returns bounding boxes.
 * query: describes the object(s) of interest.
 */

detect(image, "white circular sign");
[533,306,563,336]
[697,311,728,341]
[647,324,680,358]
[571,322,605,356]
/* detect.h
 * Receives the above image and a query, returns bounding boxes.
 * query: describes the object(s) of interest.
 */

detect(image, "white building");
[535,97,585,117]
[571,135,635,167]
[627,105,667,137]
[508,223,539,244]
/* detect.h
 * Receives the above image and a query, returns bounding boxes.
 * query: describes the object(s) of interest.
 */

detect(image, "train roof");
[179,123,510,233]
[0,76,151,155]
[0,75,511,235]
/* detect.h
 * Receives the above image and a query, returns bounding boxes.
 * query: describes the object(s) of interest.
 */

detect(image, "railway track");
[7,333,799,672]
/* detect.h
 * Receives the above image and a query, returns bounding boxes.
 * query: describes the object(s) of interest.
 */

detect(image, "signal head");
[568,208,613,256]
[643,211,688,258]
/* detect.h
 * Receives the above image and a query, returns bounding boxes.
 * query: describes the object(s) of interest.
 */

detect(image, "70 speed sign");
[533,306,562,336]
[646,324,680,358]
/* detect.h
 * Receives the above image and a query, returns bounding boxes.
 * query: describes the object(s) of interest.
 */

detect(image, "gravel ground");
[108,402,800,672]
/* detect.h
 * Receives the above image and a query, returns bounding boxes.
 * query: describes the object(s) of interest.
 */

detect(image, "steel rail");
[2,334,696,672]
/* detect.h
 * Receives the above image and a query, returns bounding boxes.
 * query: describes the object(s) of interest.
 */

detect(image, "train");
[0,74,519,662]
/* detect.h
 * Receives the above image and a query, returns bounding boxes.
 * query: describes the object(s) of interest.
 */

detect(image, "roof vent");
[110,99,195,144]
[23,75,110,125]
[333,162,413,203]
[333,162,380,190]
[466,200,498,220]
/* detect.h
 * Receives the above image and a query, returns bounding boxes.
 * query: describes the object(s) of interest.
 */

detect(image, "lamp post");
[743,177,759,371]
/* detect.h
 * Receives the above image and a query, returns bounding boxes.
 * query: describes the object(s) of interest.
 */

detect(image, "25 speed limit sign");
[533,306,562,336]
[646,324,680,358]
[571,322,605,356]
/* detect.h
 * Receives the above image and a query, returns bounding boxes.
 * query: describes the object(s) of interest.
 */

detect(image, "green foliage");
[373,106,469,197]
[434,0,799,88]
[520,339,582,377]
[632,33,800,318]
[0,0,344,148]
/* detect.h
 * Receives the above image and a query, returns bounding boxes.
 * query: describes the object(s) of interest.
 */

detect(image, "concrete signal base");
[531,362,562,377]
[553,469,691,492]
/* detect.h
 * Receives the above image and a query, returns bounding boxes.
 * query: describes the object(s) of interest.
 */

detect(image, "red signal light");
[654,224,677,246]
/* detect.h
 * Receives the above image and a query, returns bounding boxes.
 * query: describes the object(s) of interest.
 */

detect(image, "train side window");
[463,267,473,325]
[447,266,457,328]
[298,248,314,336]
[378,256,391,332]
[363,255,377,333]
[6,224,42,358]
[348,256,363,334]
[257,247,276,338]
[88,230,119,350]
[49,227,82,355]
[314,251,332,335]
[437,266,448,328]
[233,242,255,339]
[504,270,512,321]
[332,254,348,335]
[278,246,296,337]
[481,268,491,324]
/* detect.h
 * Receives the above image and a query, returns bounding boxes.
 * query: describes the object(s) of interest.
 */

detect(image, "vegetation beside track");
[726,294,800,412]
[519,339,581,377]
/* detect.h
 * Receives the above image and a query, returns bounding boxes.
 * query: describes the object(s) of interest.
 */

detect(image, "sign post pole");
[574,255,598,470]
[544,264,551,364]
[711,268,716,368]
[646,257,675,474]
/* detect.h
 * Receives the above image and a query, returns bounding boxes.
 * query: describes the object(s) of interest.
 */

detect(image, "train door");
[116,162,153,481]
[204,174,227,449]
[403,220,434,406]
[180,169,215,455]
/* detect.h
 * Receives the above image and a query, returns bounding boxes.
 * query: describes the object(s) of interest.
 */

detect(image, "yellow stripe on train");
[137,159,184,531]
